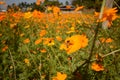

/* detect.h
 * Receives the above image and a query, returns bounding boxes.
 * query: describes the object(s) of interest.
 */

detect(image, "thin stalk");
[87,0,106,66]
[8,49,17,80]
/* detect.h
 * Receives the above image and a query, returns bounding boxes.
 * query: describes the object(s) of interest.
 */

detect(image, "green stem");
[8,49,17,80]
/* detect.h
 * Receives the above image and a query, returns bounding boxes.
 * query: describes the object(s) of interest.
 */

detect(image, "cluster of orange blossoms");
[60,34,88,54]
[99,37,113,43]
[95,7,118,27]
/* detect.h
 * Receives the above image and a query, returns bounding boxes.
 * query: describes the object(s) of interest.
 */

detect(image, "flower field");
[0,5,120,80]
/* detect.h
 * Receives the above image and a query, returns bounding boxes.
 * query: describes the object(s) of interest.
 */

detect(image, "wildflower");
[66,27,75,34]
[35,38,42,45]
[43,38,54,46]
[2,45,8,52]
[74,6,84,11]
[47,6,52,11]
[95,7,118,27]
[36,0,41,5]
[99,37,113,43]
[52,6,60,17]
[60,34,88,54]
[53,6,60,14]
[40,49,47,53]
[52,72,67,80]
[24,58,30,66]
[32,10,43,18]
[39,30,47,37]
[24,12,32,19]
[91,62,104,71]
[105,38,113,43]
[56,36,62,41]
[0,12,6,22]
[99,37,106,43]
[23,38,30,44]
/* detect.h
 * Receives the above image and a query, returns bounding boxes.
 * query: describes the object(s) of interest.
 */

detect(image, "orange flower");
[24,58,30,66]
[91,62,104,71]
[40,49,47,53]
[99,37,113,43]
[99,37,106,43]
[35,38,42,45]
[39,30,47,37]
[32,10,43,18]
[60,34,88,54]
[74,6,84,11]
[2,45,8,52]
[36,0,41,5]
[52,72,67,80]
[0,12,6,22]
[95,7,118,27]
[53,6,60,13]
[105,38,113,43]
[52,6,60,17]
[23,38,30,44]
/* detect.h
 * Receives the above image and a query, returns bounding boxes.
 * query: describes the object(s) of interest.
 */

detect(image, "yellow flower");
[52,72,67,80]
[24,58,30,66]
[60,34,88,54]
[43,38,55,46]
[24,12,32,19]
[24,58,29,64]
[47,6,52,11]
[91,62,104,71]
[56,36,62,41]
[23,38,30,44]
[66,27,75,34]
